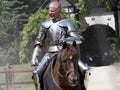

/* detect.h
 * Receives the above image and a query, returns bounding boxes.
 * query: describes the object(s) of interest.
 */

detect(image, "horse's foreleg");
[32,73,40,90]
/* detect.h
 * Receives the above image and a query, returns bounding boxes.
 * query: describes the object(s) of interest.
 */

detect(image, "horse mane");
[57,42,78,62]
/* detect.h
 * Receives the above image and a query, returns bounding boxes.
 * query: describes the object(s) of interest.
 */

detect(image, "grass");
[0,84,35,90]
[0,63,36,90]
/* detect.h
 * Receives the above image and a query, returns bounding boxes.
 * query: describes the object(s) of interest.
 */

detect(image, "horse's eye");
[63,60,67,63]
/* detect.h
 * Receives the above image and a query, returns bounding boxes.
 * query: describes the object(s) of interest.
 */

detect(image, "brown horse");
[32,41,86,90]
[42,41,82,90]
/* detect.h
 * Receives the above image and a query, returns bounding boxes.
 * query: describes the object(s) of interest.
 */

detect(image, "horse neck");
[52,60,70,89]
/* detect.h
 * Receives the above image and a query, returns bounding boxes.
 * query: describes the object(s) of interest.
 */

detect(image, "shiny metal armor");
[32,18,89,74]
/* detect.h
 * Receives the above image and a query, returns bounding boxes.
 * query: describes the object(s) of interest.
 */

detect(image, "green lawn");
[0,63,36,90]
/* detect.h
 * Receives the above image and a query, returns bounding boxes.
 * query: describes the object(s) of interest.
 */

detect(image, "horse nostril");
[68,71,79,85]
[70,77,78,84]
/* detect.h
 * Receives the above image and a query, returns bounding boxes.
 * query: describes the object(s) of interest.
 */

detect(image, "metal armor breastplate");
[46,19,66,52]
[42,18,81,52]
[47,19,66,45]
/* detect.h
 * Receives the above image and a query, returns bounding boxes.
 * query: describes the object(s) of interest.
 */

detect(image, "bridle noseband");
[56,54,76,78]
[57,69,75,78]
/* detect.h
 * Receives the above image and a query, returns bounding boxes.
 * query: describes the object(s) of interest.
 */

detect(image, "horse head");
[53,41,80,89]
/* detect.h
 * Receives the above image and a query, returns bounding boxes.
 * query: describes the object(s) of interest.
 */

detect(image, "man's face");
[48,5,60,21]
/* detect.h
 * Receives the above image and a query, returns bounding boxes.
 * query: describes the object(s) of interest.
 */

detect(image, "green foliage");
[0,0,27,44]
[111,37,120,62]
[97,0,114,10]
[61,8,67,18]
[71,0,85,39]
[0,0,28,65]
[19,9,49,63]
[74,0,86,14]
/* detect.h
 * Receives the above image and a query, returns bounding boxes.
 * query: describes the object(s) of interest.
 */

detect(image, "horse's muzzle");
[68,71,79,86]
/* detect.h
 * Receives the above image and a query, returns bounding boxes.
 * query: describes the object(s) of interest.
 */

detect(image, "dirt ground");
[84,64,120,90]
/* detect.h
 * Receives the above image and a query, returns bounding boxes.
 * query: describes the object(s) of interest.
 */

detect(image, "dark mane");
[57,42,78,62]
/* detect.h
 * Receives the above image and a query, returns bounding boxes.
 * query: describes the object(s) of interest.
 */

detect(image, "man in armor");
[31,1,89,76]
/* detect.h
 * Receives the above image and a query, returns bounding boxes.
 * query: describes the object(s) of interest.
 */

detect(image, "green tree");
[97,0,114,10]
[74,0,86,14]
[0,0,28,65]
[111,37,120,62]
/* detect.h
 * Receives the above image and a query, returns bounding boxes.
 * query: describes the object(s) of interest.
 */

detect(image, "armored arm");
[31,22,48,65]
[62,19,82,44]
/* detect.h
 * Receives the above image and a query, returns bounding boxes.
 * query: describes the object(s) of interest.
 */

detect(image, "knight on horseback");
[31,1,89,89]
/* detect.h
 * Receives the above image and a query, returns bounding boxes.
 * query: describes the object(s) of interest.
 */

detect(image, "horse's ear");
[62,42,67,49]
[72,40,77,47]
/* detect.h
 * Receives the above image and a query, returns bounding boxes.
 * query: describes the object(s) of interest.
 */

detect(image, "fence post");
[12,70,15,90]
[5,70,9,90]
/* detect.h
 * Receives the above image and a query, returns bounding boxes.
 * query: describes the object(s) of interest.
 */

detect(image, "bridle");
[56,54,76,78]
[57,69,75,78]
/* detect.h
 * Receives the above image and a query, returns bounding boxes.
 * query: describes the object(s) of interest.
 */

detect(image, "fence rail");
[0,69,33,90]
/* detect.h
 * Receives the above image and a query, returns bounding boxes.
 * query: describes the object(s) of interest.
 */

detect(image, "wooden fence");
[0,69,33,90]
